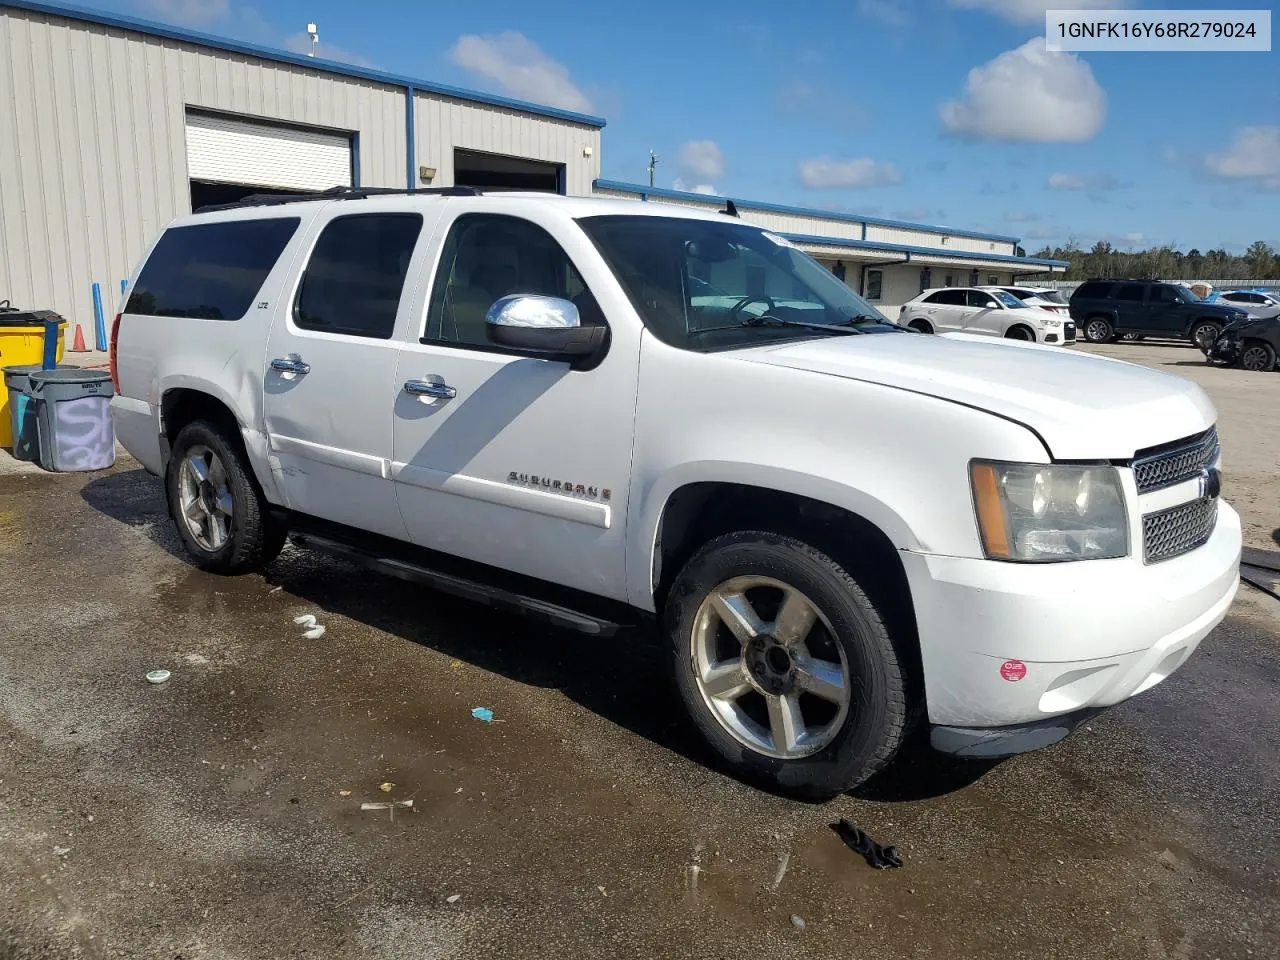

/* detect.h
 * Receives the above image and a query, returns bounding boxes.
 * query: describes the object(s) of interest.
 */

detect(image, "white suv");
[900,286,1075,343]
[109,188,1240,800]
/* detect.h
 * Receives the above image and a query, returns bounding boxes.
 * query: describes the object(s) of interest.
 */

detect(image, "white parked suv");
[109,188,1240,800]
[900,286,1075,343]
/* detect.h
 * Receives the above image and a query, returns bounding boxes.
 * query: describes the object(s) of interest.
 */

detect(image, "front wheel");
[666,531,910,801]
[1190,320,1222,353]
[1083,317,1114,343]
[1005,325,1035,342]
[1240,340,1276,372]
[166,419,286,574]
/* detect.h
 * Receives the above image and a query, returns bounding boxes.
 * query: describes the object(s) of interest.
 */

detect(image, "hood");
[735,333,1215,459]
[1196,301,1247,317]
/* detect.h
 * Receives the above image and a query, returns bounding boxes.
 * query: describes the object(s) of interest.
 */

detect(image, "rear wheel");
[907,319,933,334]
[1190,320,1222,353]
[1083,317,1113,343]
[1120,332,1144,342]
[666,531,910,801]
[1240,340,1276,372]
[166,420,286,574]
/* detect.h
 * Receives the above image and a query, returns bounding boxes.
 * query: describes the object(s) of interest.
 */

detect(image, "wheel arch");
[158,379,284,505]
[647,478,924,708]
[1004,323,1036,341]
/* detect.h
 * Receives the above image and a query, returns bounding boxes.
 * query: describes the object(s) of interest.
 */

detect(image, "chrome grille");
[1143,497,1217,564]
[1132,428,1219,493]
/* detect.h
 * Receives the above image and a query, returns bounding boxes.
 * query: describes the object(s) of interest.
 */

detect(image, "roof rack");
[196,184,481,213]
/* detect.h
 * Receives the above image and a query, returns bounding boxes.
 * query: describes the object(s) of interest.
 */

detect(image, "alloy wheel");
[1241,344,1272,371]
[177,444,234,551]
[690,576,851,759]
[1086,320,1110,342]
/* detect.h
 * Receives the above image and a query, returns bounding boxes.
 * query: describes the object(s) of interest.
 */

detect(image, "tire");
[1004,325,1034,342]
[1190,320,1222,353]
[665,531,910,801]
[907,319,933,334]
[1083,317,1113,343]
[166,419,287,575]
[1240,339,1276,372]
[1120,332,1143,342]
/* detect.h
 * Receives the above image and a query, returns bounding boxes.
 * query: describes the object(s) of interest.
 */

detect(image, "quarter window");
[424,214,603,348]
[295,214,423,339]
[126,218,300,320]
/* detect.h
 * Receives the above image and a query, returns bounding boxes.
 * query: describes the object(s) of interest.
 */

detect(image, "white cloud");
[1004,210,1041,222]
[672,178,720,196]
[857,0,911,28]
[677,140,725,181]
[283,33,373,66]
[947,0,1124,24]
[449,32,593,114]
[1205,126,1280,190]
[799,156,902,189]
[1048,171,1119,191]
[939,39,1106,142]
[143,0,229,27]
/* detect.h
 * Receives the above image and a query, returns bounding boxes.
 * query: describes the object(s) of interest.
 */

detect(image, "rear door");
[261,203,442,538]
[923,290,969,331]
[1111,283,1149,332]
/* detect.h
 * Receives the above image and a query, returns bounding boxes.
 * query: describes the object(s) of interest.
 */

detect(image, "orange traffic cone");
[69,323,88,353]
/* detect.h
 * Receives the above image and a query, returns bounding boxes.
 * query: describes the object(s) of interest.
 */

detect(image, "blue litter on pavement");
[471,707,495,723]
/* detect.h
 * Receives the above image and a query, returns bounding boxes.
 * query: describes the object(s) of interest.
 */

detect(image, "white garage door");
[185,112,352,192]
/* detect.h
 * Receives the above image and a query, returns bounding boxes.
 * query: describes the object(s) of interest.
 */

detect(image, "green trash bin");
[3,363,76,461]
[28,368,116,472]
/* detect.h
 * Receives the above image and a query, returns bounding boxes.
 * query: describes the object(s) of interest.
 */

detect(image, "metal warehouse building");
[0,0,1066,337]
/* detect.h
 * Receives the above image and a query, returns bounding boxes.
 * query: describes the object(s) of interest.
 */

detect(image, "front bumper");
[900,500,1241,731]
[1209,334,1242,364]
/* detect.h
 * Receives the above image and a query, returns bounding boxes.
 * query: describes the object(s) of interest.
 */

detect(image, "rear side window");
[1115,284,1146,302]
[1071,281,1111,300]
[126,218,299,320]
[926,290,967,305]
[295,213,424,339]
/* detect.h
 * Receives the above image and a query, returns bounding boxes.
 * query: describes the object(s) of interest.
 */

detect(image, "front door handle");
[404,379,457,400]
[271,356,311,375]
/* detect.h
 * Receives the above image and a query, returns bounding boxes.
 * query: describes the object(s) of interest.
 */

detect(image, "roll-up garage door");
[185,112,353,192]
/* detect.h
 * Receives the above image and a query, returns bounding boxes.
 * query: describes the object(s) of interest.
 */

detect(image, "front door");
[262,207,439,538]
[964,289,1004,336]
[389,205,639,600]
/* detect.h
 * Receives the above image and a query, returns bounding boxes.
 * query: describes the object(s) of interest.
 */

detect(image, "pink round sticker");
[999,659,1027,682]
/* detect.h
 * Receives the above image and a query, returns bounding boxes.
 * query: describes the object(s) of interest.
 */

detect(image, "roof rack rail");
[195,184,481,213]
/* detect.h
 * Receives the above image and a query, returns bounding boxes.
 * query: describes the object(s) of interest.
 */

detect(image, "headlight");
[970,461,1129,562]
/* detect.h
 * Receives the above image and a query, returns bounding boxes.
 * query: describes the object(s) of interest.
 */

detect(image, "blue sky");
[111,0,1278,252]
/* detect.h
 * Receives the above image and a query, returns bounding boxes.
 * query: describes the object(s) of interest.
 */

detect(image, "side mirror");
[485,295,607,362]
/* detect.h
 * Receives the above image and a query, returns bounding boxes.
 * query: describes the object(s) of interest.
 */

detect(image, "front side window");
[967,290,1001,309]
[579,215,889,351]
[1115,284,1146,303]
[1153,284,1185,304]
[865,269,883,301]
[424,214,603,348]
[127,217,300,320]
[295,213,423,339]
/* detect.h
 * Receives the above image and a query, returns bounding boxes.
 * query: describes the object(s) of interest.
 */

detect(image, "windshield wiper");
[689,315,862,337]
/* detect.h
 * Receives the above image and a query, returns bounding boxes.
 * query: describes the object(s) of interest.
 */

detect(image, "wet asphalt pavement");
[0,462,1277,960]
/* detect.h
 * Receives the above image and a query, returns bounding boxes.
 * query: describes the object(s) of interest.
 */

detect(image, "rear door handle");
[404,379,457,400]
[271,357,311,375]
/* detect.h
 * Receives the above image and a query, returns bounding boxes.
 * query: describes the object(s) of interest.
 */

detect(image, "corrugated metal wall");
[0,6,408,332]
[414,94,601,196]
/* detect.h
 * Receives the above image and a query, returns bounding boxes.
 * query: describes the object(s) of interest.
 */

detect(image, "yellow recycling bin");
[0,314,68,449]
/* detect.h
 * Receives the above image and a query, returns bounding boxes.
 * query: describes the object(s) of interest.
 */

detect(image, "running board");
[290,532,624,638]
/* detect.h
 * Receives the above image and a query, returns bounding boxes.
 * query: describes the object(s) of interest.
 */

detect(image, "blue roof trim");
[594,179,1021,245]
[3,0,608,128]
[778,231,1069,268]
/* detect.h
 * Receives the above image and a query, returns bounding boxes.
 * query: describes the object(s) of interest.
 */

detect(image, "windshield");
[578,215,892,351]
[1178,286,1200,302]
[992,290,1023,309]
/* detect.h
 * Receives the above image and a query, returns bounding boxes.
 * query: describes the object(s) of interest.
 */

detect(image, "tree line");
[1019,240,1278,282]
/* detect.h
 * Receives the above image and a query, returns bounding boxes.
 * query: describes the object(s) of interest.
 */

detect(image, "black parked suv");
[1069,279,1247,350]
